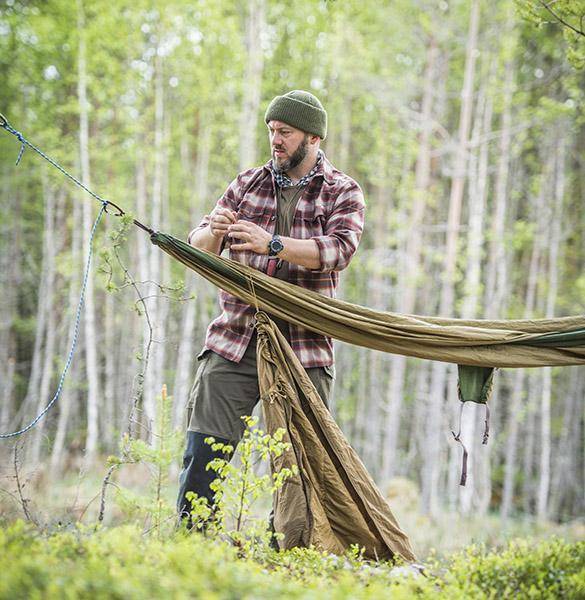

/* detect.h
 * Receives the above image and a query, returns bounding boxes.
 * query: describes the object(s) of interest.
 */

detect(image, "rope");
[0,112,154,234]
[0,112,155,437]
[451,402,469,486]
[0,203,107,438]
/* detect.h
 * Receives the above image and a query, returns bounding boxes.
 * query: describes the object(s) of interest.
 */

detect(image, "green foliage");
[0,521,582,599]
[107,385,183,535]
[186,415,298,556]
[515,0,585,69]
[441,538,585,599]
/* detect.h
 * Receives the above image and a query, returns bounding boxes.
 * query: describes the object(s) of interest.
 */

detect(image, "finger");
[228,222,252,232]
[216,208,237,222]
[210,222,230,233]
[212,216,232,226]
[228,230,250,241]
[230,242,252,251]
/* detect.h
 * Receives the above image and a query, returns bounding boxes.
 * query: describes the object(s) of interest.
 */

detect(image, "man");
[177,90,365,525]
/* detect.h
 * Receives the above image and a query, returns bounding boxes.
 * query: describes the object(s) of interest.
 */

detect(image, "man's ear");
[309,134,321,146]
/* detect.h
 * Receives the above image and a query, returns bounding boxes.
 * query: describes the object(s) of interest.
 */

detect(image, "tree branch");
[13,444,36,525]
[538,0,585,36]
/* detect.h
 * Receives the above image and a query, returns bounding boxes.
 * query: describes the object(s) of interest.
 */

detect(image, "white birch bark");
[500,148,551,518]
[142,51,166,437]
[0,178,21,431]
[423,0,480,515]
[29,183,58,466]
[50,198,82,473]
[172,122,211,429]
[537,129,566,520]
[458,64,493,514]
[78,0,101,465]
[238,0,265,170]
[382,35,438,483]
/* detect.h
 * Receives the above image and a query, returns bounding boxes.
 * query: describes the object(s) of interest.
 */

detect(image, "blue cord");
[1,114,111,206]
[0,200,107,438]
[0,113,152,438]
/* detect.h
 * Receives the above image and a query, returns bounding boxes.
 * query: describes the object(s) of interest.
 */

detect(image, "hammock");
[151,232,585,562]
[151,232,585,372]
[3,115,582,561]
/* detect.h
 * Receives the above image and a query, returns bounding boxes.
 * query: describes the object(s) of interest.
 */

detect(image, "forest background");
[0,0,583,558]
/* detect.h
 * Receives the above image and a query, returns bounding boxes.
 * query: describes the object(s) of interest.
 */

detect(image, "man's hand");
[228,221,272,254]
[209,207,237,239]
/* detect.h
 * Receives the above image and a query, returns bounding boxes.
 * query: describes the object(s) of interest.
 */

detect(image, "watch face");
[270,237,284,254]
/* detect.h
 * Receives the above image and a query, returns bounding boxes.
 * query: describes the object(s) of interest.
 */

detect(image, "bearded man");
[177,90,365,526]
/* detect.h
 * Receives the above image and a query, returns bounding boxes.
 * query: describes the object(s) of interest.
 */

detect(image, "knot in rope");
[14,129,26,165]
[1,116,26,166]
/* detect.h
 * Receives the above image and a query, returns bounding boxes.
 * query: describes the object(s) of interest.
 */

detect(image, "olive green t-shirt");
[271,185,305,338]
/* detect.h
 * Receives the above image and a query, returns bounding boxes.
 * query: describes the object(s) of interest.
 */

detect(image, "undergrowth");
[0,521,583,599]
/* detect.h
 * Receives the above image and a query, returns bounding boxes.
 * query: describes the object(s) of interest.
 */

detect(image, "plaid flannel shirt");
[192,152,365,368]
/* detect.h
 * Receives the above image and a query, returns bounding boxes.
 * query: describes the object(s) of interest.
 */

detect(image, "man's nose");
[272,133,283,146]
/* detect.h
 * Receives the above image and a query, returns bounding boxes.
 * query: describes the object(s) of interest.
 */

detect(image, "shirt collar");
[268,150,329,188]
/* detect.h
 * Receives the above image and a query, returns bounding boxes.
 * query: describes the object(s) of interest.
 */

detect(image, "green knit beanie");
[265,90,327,139]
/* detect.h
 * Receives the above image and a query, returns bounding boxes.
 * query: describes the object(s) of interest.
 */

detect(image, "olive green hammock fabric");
[151,232,585,562]
[151,233,585,372]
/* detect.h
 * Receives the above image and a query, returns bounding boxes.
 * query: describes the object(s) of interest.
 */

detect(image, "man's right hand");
[209,207,237,238]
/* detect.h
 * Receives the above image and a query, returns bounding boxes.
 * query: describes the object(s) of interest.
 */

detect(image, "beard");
[272,134,310,174]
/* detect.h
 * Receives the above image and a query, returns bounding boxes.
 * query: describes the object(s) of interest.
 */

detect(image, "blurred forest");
[0,0,583,533]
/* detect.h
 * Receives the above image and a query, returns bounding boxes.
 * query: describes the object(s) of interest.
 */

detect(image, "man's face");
[268,120,310,172]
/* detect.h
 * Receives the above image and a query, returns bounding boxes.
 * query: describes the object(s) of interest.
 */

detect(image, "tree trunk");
[29,183,58,466]
[537,129,566,520]
[172,120,211,429]
[484,59,514,318]
[142,50,166,438]
[500,144,552,518]
[238,0,265,170]
[78,0,101,466]
[458,62,493,514]
[422,0,480,515]
[50,197,82,474]
[382,35,438,483]
[0,175,21,432]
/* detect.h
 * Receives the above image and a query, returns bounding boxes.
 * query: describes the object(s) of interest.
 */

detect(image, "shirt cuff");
[312,235,340,272]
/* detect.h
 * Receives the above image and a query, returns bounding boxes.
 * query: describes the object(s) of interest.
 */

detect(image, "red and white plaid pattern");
[193,153,365,368]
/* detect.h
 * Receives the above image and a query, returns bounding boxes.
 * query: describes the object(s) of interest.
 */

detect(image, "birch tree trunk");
[484,61,514,318]
[550,370,583,517]
[364,180,391,479]
[537,128,566,520]
[500,147,552,518]
[382,35,438,483]
[142,50,166,439]
[238,0,265,170]
[102,279,116,451]
[50,198,82,473]
[78,0,101,465]
[422,0,480,515]
[0,176,21,432]
[458,62,493,514]
[29,183,58,466]
[172,121,211,429]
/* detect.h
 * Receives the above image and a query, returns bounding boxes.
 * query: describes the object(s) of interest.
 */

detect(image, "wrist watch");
[268,234,284,257]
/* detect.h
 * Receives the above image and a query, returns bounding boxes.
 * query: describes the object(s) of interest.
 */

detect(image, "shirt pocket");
[237,199,267,226]
[296,198,327,237]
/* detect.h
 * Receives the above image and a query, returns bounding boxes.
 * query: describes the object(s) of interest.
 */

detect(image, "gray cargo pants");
[177,335,335,520]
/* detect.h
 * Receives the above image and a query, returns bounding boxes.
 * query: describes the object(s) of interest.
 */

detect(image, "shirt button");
[270,215,276,221]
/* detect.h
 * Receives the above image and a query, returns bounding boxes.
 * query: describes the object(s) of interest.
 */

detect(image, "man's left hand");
[228,221,271,254]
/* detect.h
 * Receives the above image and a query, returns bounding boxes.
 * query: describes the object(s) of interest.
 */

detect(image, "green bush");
[442,538,585,599]
[0,521,582,599]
